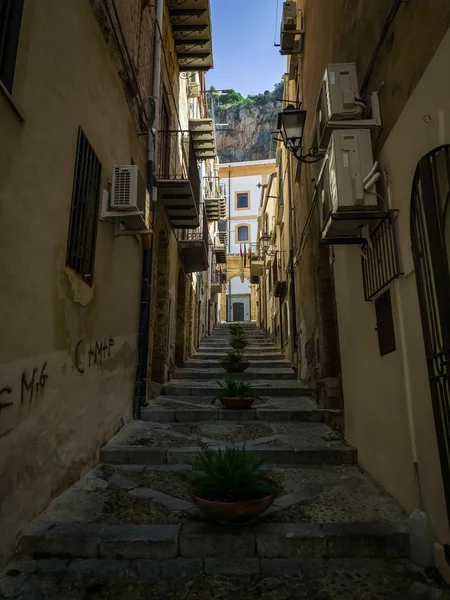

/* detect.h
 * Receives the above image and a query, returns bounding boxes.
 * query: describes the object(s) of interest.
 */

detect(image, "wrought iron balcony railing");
[157,130,201,207]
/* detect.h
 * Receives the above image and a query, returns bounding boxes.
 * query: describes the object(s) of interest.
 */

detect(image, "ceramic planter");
[222,362,250,373]
[219,396,255,409]
[190,479,277,523]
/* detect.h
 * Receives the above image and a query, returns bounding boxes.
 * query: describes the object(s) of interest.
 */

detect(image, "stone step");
[0,557,426,599]
[99,420,356,466]
[184,359,290,369]
[162,379,309,397]
[141,396,321,423]
[173,368,296,381]
[18,520,408,562]
[193,351,285,360]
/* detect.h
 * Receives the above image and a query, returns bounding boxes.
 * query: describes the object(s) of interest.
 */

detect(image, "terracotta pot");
[223,362,251,373]
[219,396,255,409]
[191,479,278,523]
[230,341,248,349]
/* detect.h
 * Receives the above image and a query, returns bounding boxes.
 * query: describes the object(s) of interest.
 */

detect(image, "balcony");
[176,212,208,273]
[157,131,200,229]
[204,176,226,221]
[169,0,213,72]
[189,119,216,160]
[213,237,226,264]
[210,271,223,294]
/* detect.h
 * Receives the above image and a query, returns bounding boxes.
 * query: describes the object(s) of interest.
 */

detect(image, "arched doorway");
[411,144,450,523]
[226,276,251,321]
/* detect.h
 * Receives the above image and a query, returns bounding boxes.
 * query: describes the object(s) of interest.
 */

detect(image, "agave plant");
[181,445,278,502]
[219,350,245,366]
[217,377,253,399]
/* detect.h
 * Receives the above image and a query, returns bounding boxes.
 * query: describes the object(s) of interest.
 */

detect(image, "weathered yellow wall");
[0,0,148,565]
[333,28,450,545]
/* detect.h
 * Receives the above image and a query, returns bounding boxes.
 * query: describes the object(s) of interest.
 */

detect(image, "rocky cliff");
[213,84,283,163]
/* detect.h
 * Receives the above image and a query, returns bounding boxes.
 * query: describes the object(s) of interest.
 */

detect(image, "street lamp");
[277,104,322,163]
[260,232,271,252]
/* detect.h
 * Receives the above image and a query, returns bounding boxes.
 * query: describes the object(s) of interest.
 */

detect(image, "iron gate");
[411,144,450,524]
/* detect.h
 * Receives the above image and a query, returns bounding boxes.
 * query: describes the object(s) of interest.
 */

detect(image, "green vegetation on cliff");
[210,80,284,111]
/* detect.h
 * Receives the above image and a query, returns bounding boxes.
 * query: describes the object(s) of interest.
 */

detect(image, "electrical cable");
[274,0,280,46]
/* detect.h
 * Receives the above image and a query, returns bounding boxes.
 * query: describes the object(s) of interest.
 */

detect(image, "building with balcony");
[218,159,275,322]
[265,0,450,574]
[0,0,217,567]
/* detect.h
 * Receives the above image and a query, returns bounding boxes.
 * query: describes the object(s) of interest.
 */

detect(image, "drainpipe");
[133,0,163,419]
[228,167,232,322]
[286,154,298,365]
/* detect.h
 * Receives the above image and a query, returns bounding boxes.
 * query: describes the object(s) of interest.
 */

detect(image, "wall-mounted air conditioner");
[280,2,304,55]
[315,63,382,152]
[318,129,382,245]
[101,165,151,234]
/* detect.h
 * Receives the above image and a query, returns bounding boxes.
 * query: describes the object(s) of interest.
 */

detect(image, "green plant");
[181,445,278,502]
[231,332,248,344]
[229,323,244,335]
[219,350,244,366]
[217,377,253,398]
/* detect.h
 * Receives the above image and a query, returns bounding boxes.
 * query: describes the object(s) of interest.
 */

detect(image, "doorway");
[411,144,450,524]
[233,302,244,321]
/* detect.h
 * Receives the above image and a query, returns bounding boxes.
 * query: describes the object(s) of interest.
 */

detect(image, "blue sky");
[207,0,286,97]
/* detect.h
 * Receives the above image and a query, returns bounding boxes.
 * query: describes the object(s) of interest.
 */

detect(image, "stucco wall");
[333,27,450,544]
[0,0,146,565]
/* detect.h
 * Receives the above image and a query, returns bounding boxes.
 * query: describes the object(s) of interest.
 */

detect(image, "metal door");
[233,302,245,322]
[411,145,450,523]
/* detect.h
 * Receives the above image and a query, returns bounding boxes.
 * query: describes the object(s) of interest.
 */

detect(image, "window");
[66,128,102,285]
[0,0,24,92]
[236,192,249,209]
[237,225,249,242]
[375,290,396,356]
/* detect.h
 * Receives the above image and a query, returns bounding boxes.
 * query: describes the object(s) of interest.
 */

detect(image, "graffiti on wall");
[0,362,49,422]
[75,338,115,374]
[0,337,116,427]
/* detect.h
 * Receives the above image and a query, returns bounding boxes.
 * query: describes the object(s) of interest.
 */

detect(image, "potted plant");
[230,332,248,349]
[182,445,279,523]
[217,377,255,409]
[229,323,244,336]
[219,350,250,373]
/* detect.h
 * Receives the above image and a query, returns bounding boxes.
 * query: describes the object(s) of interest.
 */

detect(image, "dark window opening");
[375,290,396,356]
[66,128,102,285]
[236,192,249,209]
[237,225,249,241]
[0,0,24,92]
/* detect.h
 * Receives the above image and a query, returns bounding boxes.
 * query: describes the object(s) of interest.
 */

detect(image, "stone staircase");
[0,323,445,599]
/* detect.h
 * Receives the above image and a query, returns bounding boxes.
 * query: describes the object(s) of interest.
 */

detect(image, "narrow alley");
[2,0,450,598]
[0,324,434,599]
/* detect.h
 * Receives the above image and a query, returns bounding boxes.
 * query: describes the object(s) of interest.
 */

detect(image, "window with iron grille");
[375,290,396,356]
[66,128,102,285]
[0,0,24,92]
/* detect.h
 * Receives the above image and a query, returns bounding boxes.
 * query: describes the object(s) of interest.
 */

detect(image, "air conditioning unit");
[315,63,363,150]
[188,82,200,98]
[280,2,304,55]
[318,129,381,244]
[107,165,150,232]
[282,1,297,29]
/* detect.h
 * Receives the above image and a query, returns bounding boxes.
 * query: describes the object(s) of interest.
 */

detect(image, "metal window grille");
[375,289,396,356]
[66,128,102,285]
[361,210,402,301]
[0,0,24,92]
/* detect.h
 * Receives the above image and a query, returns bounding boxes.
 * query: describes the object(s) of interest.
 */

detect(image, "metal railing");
[157,130,200,205]
[175,210,208,243]
[361,210,402,301]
